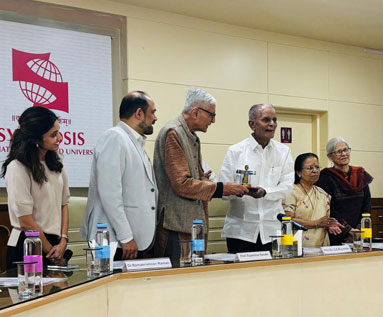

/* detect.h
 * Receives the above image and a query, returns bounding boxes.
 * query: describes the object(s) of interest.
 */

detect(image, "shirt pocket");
[267,166,282,186]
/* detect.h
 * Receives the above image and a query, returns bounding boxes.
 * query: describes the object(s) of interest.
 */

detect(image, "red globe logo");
[12,49,69,113]
[19,58,64,105]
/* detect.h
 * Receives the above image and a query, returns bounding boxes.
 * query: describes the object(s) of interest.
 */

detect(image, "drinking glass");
[270,236,283,259]
[352,230,363,253]
[84,247,102,278]
[179,240,191,267]
[14,261,36,299]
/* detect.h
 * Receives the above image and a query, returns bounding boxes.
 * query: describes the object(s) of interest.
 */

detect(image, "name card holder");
[123,257,172,272]
[236,251,272,262]
[321,245,352,255]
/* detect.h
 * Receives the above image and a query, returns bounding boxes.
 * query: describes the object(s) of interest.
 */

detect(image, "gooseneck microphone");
[276,213,308,231]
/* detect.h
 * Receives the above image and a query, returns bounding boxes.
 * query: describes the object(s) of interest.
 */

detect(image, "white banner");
[0,20,113,187]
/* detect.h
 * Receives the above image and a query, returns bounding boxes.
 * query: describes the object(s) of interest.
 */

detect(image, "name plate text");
[236,251,272,262]
[321,245,352,255]
[123,258,172,272]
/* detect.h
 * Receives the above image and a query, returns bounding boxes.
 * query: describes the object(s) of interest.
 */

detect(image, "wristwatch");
[61,233,69,242]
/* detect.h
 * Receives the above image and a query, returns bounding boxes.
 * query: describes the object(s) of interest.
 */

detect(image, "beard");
[139,121,154,135]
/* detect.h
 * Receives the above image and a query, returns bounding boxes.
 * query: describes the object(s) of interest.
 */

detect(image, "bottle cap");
[25,230,39,237]
[192,219,203,224]
[282,216,291,221]
[362,213,371,217]
[96,223,108,229]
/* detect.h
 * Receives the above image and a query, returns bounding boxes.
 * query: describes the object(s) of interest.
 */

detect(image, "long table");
[1,251,383,317]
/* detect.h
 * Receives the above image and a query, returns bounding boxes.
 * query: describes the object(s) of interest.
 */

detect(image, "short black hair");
[119,91,150,119]
[294,152,318,184]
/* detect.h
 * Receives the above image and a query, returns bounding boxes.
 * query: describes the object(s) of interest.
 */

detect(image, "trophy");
[235,165,255,187]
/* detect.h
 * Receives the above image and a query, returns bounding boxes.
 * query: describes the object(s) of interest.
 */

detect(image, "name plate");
[321,245,352,255]
[123,257,172,272]
[236,251,272,262]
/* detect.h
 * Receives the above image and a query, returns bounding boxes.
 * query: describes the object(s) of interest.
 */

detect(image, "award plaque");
[235,165,255,187]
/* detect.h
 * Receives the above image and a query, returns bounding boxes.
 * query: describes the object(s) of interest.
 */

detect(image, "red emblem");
[12,49,69,113]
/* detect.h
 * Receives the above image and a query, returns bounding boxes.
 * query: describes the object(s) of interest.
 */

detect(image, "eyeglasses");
[330,147,351,156]
[302,165,321,172]
[197,107,216,119]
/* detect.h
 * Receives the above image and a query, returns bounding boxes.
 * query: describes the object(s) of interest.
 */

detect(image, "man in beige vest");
[153,88,248,259]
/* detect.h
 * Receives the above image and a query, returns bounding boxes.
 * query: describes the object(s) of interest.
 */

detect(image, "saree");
[283,184,331,247]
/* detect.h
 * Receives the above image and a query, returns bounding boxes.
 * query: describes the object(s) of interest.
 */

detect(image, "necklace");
[298,182,314,210]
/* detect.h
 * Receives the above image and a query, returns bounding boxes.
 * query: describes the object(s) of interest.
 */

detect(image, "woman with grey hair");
[316,137,373,245]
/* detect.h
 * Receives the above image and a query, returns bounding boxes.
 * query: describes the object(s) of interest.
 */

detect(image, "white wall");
[37,0,383,197]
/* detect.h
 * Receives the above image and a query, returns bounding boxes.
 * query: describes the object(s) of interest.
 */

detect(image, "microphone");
[276,213,308,231]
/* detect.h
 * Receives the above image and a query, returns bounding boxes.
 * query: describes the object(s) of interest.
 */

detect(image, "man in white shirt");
[81,91,158,260]
[219,104,294,253]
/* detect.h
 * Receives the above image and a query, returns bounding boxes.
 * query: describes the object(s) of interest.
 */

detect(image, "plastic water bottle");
[191,219,204,266]
[281,216,294,259]
[361,213,372,252]
[95,223,110,273]
[23,230,43,295]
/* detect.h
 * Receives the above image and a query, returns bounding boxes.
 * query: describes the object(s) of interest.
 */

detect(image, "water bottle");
[191,219,204,266]
[361,213,372,252]
[95,223,110,273]
[23,230,43,295]
[281,216,294,259]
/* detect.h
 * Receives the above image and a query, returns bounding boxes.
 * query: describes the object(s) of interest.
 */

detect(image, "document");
[204,253,238,262]
[0,277,67,287]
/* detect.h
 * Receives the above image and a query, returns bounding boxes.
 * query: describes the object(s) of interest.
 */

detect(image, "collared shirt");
[123,121,147,149]
[219,136,294,244]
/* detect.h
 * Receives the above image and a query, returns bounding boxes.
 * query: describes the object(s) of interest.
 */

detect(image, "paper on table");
[303,247,322,255]
[0,277,67,287]
[372,243,383,250]
[43,277,68,285]
[113,261,126,270]
[0,278,18,287]
[204,253,237,262]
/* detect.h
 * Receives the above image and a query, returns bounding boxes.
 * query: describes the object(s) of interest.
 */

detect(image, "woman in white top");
[1,106,71,269]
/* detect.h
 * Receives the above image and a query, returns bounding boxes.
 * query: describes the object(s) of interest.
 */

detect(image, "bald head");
[119,91,152,119]
[248,104,275,121]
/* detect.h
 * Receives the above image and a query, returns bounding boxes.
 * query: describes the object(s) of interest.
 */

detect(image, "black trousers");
[163,230,184,268]
[226,235,272,253]
[113,236,155,260]
[113,248,144,260]
[6,231,72,271]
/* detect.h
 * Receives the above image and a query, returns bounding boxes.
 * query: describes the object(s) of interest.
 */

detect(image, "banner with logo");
[0,20,113,187]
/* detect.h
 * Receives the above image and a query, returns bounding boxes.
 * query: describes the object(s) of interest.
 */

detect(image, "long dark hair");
[294,152,318,184]
[1,106,63,184]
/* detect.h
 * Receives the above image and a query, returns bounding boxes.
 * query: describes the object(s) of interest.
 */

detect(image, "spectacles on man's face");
[197,107,216,119]
[330,147,351,156]
[302,165,321,172]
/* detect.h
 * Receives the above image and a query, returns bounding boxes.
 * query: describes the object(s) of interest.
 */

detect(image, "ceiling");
[111,0,383,51]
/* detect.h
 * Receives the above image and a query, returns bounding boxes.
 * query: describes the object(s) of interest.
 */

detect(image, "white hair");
[183,88,216,112]
[248,104,274,120]
[326,137,350,155]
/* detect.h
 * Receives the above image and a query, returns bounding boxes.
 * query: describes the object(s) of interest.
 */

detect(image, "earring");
[36,144,39,148]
